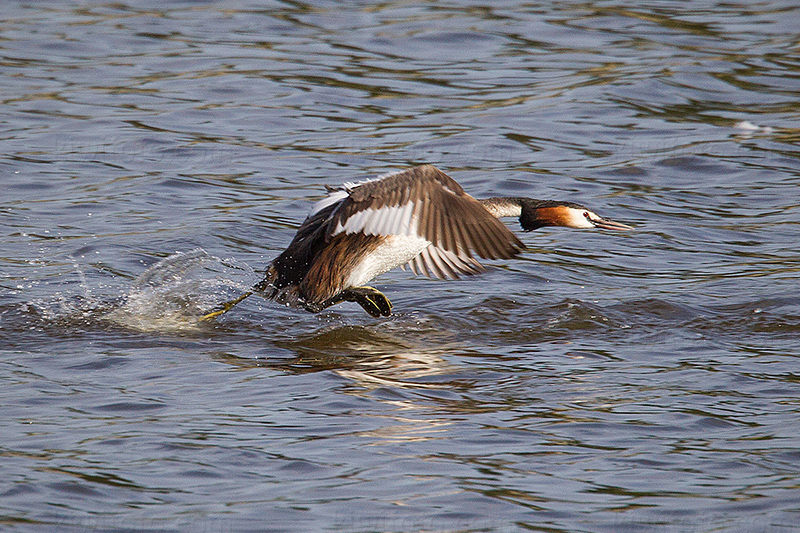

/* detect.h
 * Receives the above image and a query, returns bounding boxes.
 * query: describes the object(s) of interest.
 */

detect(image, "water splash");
[104,249,260,332]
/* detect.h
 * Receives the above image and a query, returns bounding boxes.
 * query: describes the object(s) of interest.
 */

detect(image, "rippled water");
[2,1,799,531]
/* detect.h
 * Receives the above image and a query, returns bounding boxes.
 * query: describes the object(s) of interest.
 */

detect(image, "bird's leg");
[313,286,393,317]
[200,284,392,320]
[344,286,393,317]
[198,291,253,321]
[198,275,276,322]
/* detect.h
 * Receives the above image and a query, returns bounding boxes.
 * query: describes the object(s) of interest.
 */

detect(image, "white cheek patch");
[566,208,596,229]
[579,211,599,229]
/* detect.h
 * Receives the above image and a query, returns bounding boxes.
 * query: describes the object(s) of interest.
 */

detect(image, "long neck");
[480,197,585,231]
[479,197,524,219]
[480,197,548,231]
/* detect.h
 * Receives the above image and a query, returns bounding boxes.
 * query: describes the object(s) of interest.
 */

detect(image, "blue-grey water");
[2,1,799,532]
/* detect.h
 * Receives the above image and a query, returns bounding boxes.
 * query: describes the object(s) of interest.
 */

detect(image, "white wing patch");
[332,200,488,281]
[333,203,419,237]
[340,169,402,192]
[310,189,348,216]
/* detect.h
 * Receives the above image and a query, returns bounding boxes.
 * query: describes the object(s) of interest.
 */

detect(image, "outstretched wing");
[322,165,524,279]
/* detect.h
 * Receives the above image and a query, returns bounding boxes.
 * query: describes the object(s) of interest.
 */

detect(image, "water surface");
[2,1,799,532]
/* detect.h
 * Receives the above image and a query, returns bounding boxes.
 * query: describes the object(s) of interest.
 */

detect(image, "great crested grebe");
[201,164,631,320]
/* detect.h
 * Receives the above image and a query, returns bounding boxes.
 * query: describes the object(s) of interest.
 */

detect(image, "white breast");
[345,234,431,288]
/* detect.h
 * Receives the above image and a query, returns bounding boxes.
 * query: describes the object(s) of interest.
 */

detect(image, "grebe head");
[520,201,633,232]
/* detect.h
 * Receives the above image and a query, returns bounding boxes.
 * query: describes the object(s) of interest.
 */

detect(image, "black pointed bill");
[589,215,633,231]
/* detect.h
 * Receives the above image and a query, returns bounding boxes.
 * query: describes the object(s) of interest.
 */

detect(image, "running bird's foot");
[341,286,393,317]
[198,291,254,321]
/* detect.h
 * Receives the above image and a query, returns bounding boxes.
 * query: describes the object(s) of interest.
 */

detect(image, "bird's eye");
[583,211,590,218]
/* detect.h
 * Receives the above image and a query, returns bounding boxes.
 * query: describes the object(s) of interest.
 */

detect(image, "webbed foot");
[341,286,393,317]
[198,291,253,321]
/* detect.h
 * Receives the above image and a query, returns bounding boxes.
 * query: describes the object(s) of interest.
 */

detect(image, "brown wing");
[328,165,524,279]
